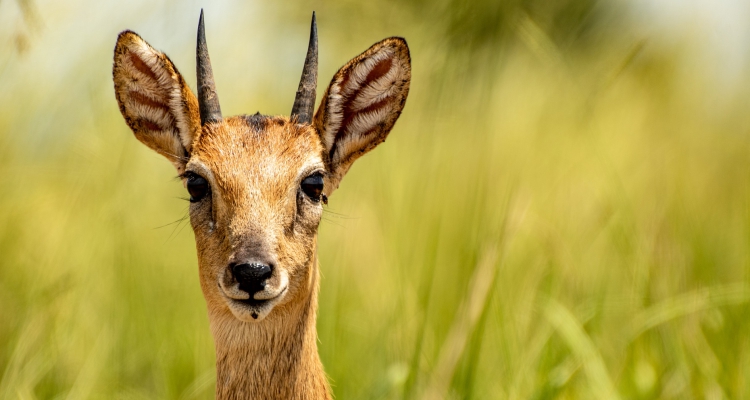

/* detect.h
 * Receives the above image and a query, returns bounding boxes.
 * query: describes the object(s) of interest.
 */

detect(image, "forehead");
[189,114,325,191]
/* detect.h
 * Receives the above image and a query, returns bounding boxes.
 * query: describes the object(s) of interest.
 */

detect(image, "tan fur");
[113,25,410,400]
[192,116,330,399]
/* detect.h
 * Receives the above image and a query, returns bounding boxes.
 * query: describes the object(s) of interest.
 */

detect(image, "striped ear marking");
[314,37,411,193]
[113,31,200,172]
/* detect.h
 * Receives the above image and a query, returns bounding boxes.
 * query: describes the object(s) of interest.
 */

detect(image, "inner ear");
[314,37,411,194]
[113,30,201,172]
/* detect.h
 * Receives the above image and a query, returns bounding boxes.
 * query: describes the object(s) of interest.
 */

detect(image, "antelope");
[112,10,410,400]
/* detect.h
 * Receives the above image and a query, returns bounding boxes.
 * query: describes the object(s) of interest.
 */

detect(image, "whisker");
[160,150,190,162]
[151,204,191,243]
[320,216,346,228]
[172,214,191,239]
[153,212,189,230]
[322,208,358,220]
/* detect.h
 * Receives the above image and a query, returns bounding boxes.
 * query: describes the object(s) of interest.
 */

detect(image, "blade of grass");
[402,220,442,400]
[543,299,621,400]
[631,283,750,339]
[420,243,500,399]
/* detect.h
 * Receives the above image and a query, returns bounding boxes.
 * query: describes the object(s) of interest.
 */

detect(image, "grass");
[1,0,750,399]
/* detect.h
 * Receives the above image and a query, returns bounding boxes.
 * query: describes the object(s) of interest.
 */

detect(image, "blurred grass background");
[2,0,750,398]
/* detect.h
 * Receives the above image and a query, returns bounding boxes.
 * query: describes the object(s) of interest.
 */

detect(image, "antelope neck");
[208,253,330,399]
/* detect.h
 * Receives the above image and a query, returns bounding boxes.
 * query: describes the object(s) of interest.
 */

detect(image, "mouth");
[234,286,287,309]
[219,271,290,321]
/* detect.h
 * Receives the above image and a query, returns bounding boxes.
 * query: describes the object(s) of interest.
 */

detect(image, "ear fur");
[314,37,411,195]
[113,31,201,173]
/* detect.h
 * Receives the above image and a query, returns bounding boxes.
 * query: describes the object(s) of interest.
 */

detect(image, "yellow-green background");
[2,0,750,398]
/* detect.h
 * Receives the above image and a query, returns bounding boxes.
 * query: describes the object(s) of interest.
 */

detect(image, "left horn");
[290,12,318,124]
[196,10,222,125]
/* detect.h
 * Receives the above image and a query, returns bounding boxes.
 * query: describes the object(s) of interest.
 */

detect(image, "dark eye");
[301,173,324,202]
[186,173,209,202]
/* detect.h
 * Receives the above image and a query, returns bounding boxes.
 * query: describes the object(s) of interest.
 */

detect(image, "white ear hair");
[314,37,411,194]
[113,31,201,172]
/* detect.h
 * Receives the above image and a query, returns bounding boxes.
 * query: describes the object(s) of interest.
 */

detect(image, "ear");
[314,37,411,195]
[113,31,201,174]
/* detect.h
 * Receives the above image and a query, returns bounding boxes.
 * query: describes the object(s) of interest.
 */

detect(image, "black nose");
[231,263,273,295]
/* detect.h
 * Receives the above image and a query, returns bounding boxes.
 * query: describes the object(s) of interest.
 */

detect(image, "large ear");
[314,37,411,195]
[113,31,201,174]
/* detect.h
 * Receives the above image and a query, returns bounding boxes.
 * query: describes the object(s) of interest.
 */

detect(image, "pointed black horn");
[197,10,222,125]
[291,12,318,124]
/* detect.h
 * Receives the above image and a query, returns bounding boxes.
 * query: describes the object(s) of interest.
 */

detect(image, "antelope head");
[112,12,411,326]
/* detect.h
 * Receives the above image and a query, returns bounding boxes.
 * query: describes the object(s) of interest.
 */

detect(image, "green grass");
[1,1,750,399]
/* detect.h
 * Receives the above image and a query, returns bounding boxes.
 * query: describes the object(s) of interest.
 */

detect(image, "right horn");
[290,12,318,125]
[196,10,223,125]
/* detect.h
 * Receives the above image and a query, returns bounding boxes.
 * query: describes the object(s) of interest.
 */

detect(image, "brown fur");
[113,24,411,399]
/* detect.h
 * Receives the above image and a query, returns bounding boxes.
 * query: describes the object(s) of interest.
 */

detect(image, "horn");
[290,12,318,124]
[197,9,222,124]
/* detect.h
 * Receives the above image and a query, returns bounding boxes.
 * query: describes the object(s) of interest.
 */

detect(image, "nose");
[231,262,273,295]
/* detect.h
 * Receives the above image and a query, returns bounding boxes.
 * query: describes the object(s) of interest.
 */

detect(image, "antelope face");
[113,11,410,322]
[187,116,326,321]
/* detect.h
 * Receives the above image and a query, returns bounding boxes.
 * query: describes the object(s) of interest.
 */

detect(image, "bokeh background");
[2,0,750,398]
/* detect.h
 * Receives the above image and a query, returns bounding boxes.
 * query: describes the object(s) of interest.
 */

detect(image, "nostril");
[231,263,273,295]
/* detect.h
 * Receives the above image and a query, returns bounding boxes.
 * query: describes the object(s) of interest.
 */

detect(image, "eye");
[300,172,324,202]
[186,173,209,203]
